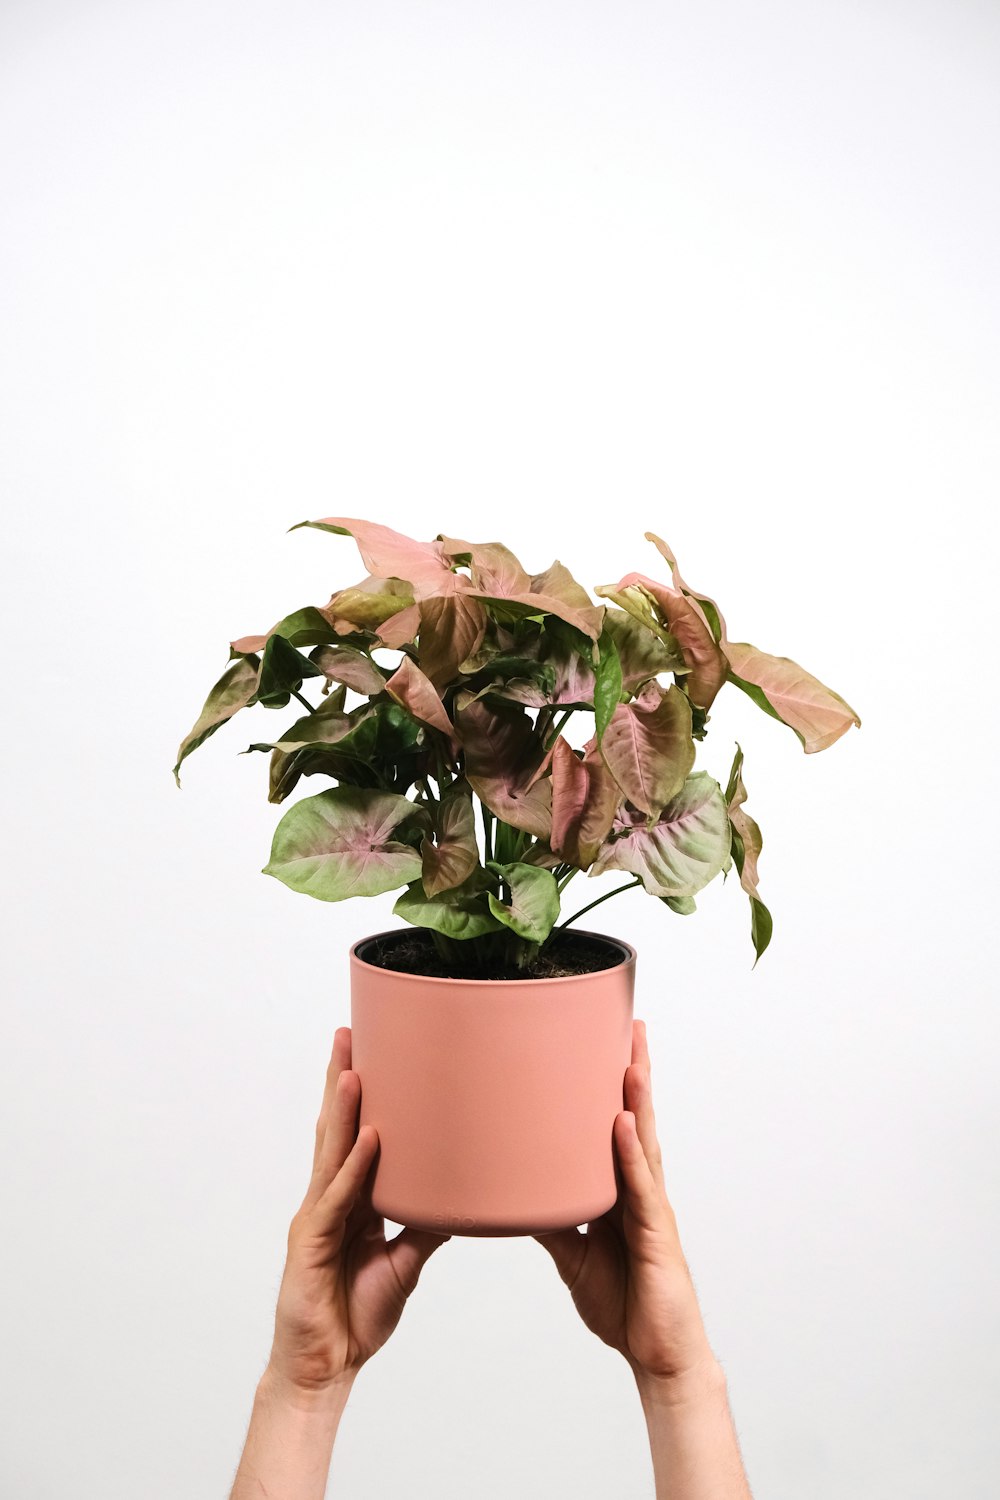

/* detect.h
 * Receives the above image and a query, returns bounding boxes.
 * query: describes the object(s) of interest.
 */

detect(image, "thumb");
[533,1227,585,1287]
[386,1226,451,1296]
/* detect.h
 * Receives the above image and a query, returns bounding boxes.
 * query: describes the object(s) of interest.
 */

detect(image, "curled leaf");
[591,771,731,898]
[550,736,622,868]
[486,861,560,944]
[421,781,480,896]
[295,518,471,599]
[385,655,457,746]
[724,642,860,753]
[173,656,259,784]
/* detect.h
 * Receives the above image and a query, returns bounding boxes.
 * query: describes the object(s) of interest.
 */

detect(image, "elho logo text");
[433,1209,478,1230]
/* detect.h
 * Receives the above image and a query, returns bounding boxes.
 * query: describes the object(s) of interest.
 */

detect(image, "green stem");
[557,867,579,894]
[480,802,494,863]
[292,689,316,714]
[544,709,574,750]
[559,876,642,931]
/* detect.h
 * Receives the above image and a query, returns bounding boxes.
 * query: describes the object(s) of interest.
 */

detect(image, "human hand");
[266,1025,449,1396]
[534,1019,718,1395]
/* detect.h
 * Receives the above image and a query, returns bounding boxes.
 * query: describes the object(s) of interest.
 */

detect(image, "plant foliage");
[175,521,860,971]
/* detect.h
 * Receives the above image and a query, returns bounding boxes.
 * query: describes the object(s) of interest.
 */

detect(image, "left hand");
[266,1026,449,1394]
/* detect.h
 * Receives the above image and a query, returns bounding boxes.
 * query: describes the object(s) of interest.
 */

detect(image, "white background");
[2,2,998,1496]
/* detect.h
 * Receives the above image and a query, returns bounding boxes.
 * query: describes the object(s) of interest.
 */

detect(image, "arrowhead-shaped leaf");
[324,576,417,632]
[725,743,773,964]
[593,627,624,743]
[416,593,488,688]
[230,606,342,657]
[309,645,386,697]
[644,533,728,644]
[263,788,424,901]
[550,736,622,868]
[591,771,731,898]
[420,781,481,896]
[248,634,325,709]
[457,696,552,839]
[600,682,695,818]
[724,642,861,753]
[487,861,560,944]
[385,655,457,745]
[173,656,259,784]
[603,608,684,690]
[293,518,471,599]
[394,870,502,940]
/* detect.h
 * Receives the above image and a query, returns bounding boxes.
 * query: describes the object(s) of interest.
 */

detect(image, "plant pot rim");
[350,927,636,987]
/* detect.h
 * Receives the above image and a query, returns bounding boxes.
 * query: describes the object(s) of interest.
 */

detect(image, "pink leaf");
[457,696,552,839]
[420,781,480,896]
[644,533,728,643]
[376,603,421,649]
[385,656,458,747]
[610,572,727,709]
[416,593,488,687]
[550,736,622,868]
[305,518,470,599]
[600,682,695,818]
[724,642,861,753]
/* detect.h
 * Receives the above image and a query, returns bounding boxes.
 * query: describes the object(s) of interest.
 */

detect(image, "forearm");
[229,1367,355,1500]
[635,1360,752,1500]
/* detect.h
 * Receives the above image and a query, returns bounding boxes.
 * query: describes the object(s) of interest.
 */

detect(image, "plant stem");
[480,802,494,863]
[544,708,574,750]
[559,876,642,931]
[292,689,316,714]
[557,868,579,894]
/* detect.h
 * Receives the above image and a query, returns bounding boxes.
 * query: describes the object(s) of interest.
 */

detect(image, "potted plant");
[175,519,859,1235]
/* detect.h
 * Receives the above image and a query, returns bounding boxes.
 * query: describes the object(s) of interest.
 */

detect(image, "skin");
[230,1020,751,1499]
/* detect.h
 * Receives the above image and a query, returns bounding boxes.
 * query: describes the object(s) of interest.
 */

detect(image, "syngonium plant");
[174,520,860,972]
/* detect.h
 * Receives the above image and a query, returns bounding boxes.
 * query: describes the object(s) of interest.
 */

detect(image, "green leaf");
[486,861,560,944]
[662,894,697,915]
[591,771,731,898]
[263,788,424,902]
[249,634,325,709]
[252,697,420,761]
[393,871,502,940]
[173,656,259,784]
[232,606,341,655]
[725,743,772,964]
[750,897,773,965]
[593,627,624,744]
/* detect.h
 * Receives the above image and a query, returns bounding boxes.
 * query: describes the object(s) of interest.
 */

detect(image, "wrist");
[632,1352,727,1410]
[258,1362,357,1416]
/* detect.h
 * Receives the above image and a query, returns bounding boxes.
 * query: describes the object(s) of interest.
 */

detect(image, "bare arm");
[535,1020,751,1500]
[229,1027,448,1499]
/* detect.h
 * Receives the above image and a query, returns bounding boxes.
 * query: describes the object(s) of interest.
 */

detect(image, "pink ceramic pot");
[350,929,636,1237]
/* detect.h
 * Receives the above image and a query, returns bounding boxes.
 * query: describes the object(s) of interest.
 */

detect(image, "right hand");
[534,1019,719,1390]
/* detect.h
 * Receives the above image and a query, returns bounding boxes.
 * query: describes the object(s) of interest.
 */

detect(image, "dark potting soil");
[357,928,628,981]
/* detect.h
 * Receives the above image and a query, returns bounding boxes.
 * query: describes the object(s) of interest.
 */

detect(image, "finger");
[313,1068,362,1192]
[313,1027,352,1171]
[623,1061,664,1191]
[386,1226,451,1296]
[313,1124,380,1234]
[613,1110,664,1232]
[532,1226,586,1287]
